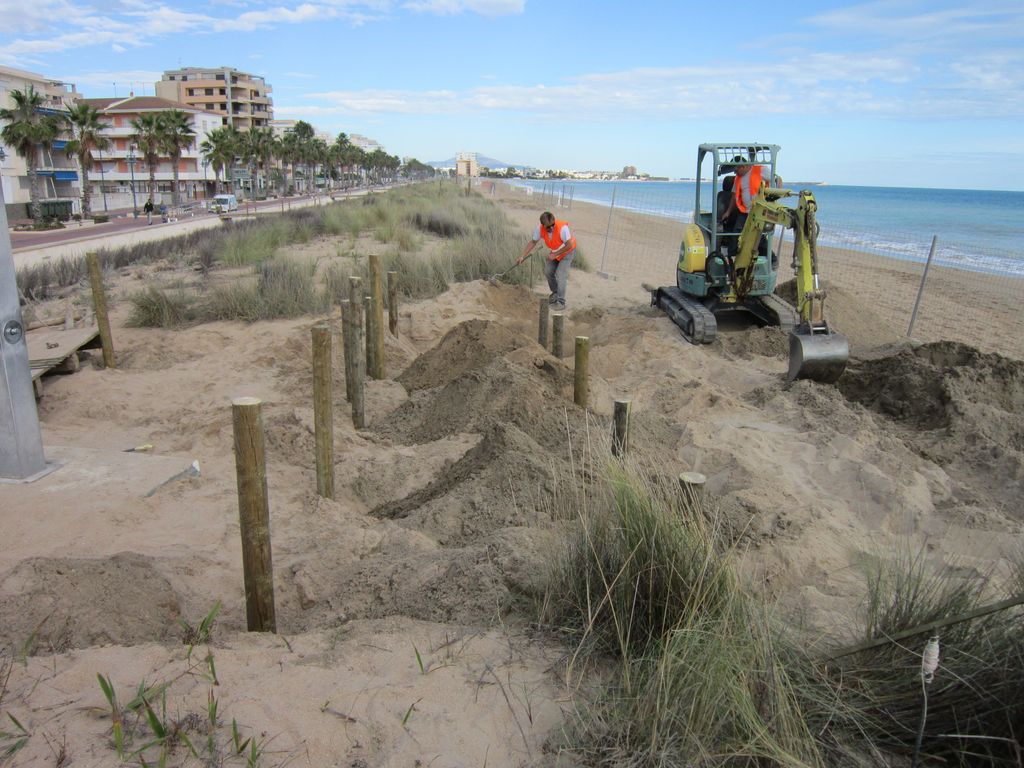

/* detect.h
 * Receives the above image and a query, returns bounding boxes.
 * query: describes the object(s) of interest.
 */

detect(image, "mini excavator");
[652,143,849,383]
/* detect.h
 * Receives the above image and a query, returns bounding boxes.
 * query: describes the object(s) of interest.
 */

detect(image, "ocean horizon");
[508,179,1024,278]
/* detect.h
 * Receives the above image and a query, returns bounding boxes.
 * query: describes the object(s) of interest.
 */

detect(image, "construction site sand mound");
[0,553,182,652]
[838,341,1024,511]
[777,277,905,354]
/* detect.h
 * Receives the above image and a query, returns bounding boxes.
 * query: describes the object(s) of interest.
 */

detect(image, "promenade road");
[11,188,381,270]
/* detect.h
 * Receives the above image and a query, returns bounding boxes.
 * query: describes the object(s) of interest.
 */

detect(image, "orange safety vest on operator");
[734,166,764,213]
[540,220,577,261]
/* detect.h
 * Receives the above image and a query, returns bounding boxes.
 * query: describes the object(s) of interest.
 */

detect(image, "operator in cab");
[718,157,765,233]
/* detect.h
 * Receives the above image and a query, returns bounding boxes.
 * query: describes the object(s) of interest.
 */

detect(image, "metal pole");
[128,145,139,218]
[907,235,938,338]
[0,183,48,481]
[599,186,617,276]
[98,148,108,212]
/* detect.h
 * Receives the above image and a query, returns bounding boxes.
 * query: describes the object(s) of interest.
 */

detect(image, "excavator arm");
[731,186,849,382]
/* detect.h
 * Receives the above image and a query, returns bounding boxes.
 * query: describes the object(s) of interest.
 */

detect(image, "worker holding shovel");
[518,211,577,311]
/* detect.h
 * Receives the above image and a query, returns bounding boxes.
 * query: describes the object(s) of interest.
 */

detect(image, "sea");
[508,179,1024,278]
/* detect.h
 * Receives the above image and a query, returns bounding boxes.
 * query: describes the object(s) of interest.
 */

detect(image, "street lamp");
[127,143,139,218]
[97,147,109,212]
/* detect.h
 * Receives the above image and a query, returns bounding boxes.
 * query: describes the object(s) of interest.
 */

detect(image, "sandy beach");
[491,182,1024,361]
[2,185,1022,766]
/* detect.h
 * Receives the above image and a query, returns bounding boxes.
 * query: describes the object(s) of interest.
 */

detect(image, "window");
[206,104,214,110]
[219,89,225,95]
[205,88,213,95]
[187,89,194,96]
[215,74,225,81]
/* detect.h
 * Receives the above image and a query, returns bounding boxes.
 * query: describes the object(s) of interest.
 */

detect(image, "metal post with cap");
[0,183,53,481]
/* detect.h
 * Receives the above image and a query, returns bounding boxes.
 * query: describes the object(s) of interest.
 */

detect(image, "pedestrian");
[143,199,153,225]
[518,211,577,311]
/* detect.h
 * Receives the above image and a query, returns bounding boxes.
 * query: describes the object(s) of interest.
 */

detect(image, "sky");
[3,0,1023,190]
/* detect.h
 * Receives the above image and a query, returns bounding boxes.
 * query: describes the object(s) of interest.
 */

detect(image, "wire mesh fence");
[514,181,1024,361]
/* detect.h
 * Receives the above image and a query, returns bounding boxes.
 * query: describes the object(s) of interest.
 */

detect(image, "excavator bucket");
[787,327,849,383]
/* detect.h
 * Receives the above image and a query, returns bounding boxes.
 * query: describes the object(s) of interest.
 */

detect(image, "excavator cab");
[651,142,848,383]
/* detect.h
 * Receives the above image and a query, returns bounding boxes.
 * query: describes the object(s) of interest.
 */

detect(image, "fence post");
[907,235,938,338]
[538,298,549,348]
[347,277,366,429]
[311,324,334,500]
[368,253,385,377]
[574,336,589,408]
[86,252,116,368]
[387,270,399,337]
[552,312,565,357]
[231,397,277,632]
[598,187,617,278]
[612,399,631,457]
[339,299,354,402]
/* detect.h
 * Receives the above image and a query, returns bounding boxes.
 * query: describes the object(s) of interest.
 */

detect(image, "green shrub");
[544,463,822,767]
[203,259,327,322]
[126,284,197,327]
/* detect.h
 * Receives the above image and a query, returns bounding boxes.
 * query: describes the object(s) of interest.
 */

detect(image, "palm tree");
[243,127,275,199]
[0,85,65,221]
[279,132,301,194]
[63,102,110,219]
[199,126,240,195]
[130,113,163,204]
[158,110,195,207]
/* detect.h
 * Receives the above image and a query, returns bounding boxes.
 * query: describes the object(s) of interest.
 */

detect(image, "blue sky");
[3,0,1023,190]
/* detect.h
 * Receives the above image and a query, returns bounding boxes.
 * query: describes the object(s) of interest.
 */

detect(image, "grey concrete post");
[0,184,48,480]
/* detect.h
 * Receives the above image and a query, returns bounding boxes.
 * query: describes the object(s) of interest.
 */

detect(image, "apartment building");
[0,65,81,221]
[156,67,273,131]
[456,152,479,178]
[80,96,223,210]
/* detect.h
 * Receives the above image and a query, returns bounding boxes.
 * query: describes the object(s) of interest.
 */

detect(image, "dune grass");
[543,461,823,767]
[543,457,1024,767]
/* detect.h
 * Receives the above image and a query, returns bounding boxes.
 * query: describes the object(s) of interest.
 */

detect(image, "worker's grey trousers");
[544,251,575,306]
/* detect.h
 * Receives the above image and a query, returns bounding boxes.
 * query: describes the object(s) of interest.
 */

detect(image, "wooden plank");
[26,327,99,368]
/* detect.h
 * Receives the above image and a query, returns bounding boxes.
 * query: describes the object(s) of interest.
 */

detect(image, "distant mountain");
[427,155,527,170]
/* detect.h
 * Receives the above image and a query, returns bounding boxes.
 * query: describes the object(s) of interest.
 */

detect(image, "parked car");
[211,194,239,213]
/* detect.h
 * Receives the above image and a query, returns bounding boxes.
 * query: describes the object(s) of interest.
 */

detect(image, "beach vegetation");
[543,457,1024,767]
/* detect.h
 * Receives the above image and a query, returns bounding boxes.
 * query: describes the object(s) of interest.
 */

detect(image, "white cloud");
[58,68,164,89]
[402,0,523,15]
[298,54,1023,121]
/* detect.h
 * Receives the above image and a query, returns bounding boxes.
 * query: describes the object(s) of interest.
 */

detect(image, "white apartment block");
[0,65,81,221]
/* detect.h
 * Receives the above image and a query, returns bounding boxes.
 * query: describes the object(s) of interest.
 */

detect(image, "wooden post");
[368,254,385,379]
[538,297,549,349]
[552,312,565,358]
[612,399,631,457]
[339,299,354,402]
[348,277,366,429]
[86,252,116,369]
[364,294,373,373]
[574,336,589,408]
[63,299,74,330]
[387,270,399,337]
[231,397,277,633]
[311,324,334,499]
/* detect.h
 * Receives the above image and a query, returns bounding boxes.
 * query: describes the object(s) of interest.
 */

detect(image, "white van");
[211,194,239,213]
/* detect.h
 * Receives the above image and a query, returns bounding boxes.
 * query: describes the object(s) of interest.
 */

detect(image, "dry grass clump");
[814,553,1024,766]
[543,459,1024,767]
[544,462,823,767]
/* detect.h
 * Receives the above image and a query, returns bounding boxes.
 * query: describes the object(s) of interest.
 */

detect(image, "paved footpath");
[11,189,376,270]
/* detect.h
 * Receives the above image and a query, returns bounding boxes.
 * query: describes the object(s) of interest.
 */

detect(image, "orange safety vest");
[734,166,764,214]
[539,219,577,261]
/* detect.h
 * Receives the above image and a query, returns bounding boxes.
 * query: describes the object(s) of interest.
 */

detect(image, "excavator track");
[757,293,800,334]
[652,286,717,345]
